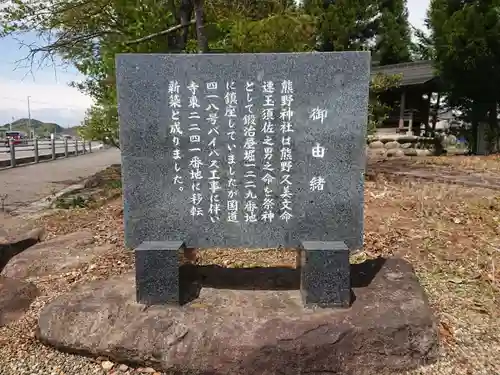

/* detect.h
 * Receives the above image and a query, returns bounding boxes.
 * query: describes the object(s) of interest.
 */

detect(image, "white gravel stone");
[101,361,114,370]
[118,364,129,371]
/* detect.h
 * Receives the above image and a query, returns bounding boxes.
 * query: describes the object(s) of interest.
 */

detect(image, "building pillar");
[407,110,414,136]
[432,92,440,134]
[398,90,406,132]
[424,92,432,137]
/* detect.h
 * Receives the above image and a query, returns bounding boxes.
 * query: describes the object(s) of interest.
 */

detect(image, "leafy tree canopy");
[429,0,500,152]
[374,0,412,65]
[1,0,402,145]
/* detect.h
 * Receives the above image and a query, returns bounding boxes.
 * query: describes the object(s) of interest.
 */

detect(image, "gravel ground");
[0,200,168,375]
[1,160,500,375]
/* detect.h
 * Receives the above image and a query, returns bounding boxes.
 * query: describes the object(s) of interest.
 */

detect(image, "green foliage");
[304,0,379,51]
[411,26,435,60]
[2,0,320,144]
[219,12,317,53]
[368,73,402,135]
[54,195,91,209]
[105,179,122,190]
[78,104,119,147]
[428,0,500,153]
[304,0,413,65]
[374,0,413,64]
[1,0,414,142]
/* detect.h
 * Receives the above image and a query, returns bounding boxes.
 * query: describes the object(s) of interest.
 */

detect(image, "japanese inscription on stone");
[165,79,333,224]
[117,52,370,249]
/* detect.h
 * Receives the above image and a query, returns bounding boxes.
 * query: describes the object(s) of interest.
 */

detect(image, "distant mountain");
[0,118,70,137]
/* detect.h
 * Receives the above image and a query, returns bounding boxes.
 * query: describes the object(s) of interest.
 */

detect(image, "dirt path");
[367,157,500,190]
[0,148,121,212]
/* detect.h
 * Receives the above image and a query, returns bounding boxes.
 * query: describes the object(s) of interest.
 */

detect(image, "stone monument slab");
[117,52,369,250]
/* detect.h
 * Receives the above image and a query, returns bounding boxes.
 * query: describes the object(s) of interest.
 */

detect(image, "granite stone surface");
[299,241,351,307]
[117,52,370,250]
[135,241,183,305]
[37,258,439,375]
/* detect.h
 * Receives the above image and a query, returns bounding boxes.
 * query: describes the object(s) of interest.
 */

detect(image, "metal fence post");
[51,137,56,160]
[75,140,79,155]
[82,139,86,154]
[34,138,39,163]
[9,139,16,168]
[88,141,92,153]
[64,138,68,157]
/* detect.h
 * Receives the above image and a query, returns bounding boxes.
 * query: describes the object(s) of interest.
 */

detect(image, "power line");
[0,95,90,109]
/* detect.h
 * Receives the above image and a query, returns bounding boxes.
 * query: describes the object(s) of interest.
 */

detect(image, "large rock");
[1,231,107,279]
[416,149,432,157]
[367,148,386,157]
[386,149,404,157]
[403,148,418,156]
[0,212,47,242]
[384,141,400,149]
[0,275,39,327]
[368,140,384,149]
[0,227,46,273]
[37,258,438,375]
[443,134,457,146]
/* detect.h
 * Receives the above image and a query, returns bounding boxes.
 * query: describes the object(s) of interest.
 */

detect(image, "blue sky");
[0,32,92,127]
[0,0,430,127]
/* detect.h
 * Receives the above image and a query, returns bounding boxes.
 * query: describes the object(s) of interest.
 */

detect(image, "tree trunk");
[487,101,498,153]
[193,0,209,53]
[497,102,500,153]
[179,0,194,51]
[470,104,481,155]
[167,0,179,51]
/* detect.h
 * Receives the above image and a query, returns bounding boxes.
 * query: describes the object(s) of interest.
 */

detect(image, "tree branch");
[125,20,195,45]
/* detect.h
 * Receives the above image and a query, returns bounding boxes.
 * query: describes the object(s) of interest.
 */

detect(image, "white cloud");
[408,0,430,31]
[0,77,92,110]
[0,77,93,126]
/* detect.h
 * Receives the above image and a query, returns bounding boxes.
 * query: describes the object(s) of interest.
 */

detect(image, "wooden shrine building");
[371,60,441,135]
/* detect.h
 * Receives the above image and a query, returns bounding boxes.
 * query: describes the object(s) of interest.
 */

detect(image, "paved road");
[0,142,95,162]
[0,148,121,212]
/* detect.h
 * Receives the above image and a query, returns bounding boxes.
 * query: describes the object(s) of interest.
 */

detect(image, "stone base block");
[299,241,350,307]
[135,241,184,305]
[37,258,438,375]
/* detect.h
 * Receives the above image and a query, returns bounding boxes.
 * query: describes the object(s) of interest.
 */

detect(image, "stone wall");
[366,135,468,157]
[367,135,435,157]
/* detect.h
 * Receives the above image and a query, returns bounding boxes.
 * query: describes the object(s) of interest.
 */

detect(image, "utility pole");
[9,117,13,131]
[27,96,32,139]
